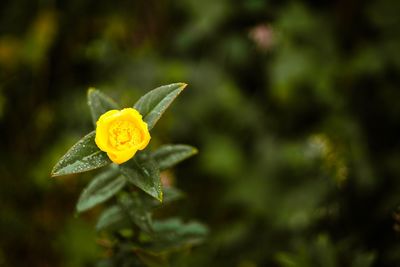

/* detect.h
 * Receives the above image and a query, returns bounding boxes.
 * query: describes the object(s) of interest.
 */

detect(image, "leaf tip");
[50,166,61,177]
[180,83,188,90]
[50,159,69,177]
[158,190,163,203]
[87,87,97,95]
[76,205,84,214]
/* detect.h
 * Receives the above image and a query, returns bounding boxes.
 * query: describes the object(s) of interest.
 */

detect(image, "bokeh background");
[1,0,400,266]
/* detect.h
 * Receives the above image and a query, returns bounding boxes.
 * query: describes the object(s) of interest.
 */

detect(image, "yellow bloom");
[95,108,151,164]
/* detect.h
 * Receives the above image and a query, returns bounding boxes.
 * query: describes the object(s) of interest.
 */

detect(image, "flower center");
[108,120,141,150]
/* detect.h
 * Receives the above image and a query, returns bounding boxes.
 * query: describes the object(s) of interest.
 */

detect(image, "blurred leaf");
[275,253,297,267]
[133,248,168,267]
[152,144,198,170]
[96,187,183,232]
[96,205,129,232]
[23,10,58,66]
[150,218,208,252]
[76,166,126,213]
[51,131,111,177]
[201,134,244,179]
[118,192,154,233]
[57,219,100,267]
[96,259,115,267]
[351,252,376,267]
[142,186,185,209]
[162,187,185,203]
[314,235,336,267]
[120,154,162,201]
[87,88,119,126]
[134,83,187,130]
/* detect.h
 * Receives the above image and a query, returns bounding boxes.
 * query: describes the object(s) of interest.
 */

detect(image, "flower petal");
[107,149,137,164]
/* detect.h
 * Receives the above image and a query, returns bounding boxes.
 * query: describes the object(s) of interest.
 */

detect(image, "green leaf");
[118,192,153,233]
[96,188,183,232]
[134,83,187,130]
[133,248,168,267]
[87,88,119,125]
[152,144,198,170]
[96,259,115,267]
[76,166,126,213]
[275,253,297,267]
[96,192,155,233]
[119,154,162,201]
[351,252,376,267]
[96,205,130,232]
[150,218,208,252]
[51,131,111,177]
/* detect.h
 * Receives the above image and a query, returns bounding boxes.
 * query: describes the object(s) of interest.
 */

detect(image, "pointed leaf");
[87,88,119,125]
[134,83,187,130]
[119,154,162,201]
[51,131,111,177]
[76,167,126,213]
[152,144,198,170]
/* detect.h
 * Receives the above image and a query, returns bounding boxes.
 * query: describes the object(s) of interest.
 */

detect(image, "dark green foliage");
[1,0,400,266]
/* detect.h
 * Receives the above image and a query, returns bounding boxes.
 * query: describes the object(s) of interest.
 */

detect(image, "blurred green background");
[1,0,400,266]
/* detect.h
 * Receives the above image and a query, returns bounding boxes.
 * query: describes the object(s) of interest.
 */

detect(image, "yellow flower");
[95,108,151,164]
